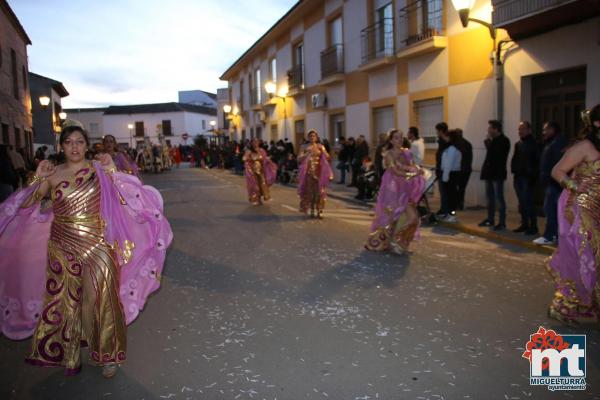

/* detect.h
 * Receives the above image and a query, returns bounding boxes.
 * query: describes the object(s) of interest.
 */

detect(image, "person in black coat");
[0,145,16,202]
[510,121,539,235]
[435,122,450,215]
[479,120,511,230]
[533,121,567,245]
[373,133,387,186]
[349,135,369,188]
[336,137,350,184]
[455,129,472,210]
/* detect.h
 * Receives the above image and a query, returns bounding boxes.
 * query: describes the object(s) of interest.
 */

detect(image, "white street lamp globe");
[58,111,67,120]
[127,123,134,129]
[451,0,475,11]
[265,81,276,95]
[223,104,232,114]
[39,96,50,107]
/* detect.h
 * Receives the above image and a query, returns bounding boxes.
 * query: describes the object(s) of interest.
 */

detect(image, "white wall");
[504,16,600,132]
[306,111,326,137]
[102,111,216,147]
[325,0,343,15]
[448,78,496,206]
[304,19,326,86]
[327,82,346,109]
[67,111,104,141]
[369,65,397,100]
[345,102,369,138]
[408,50,449,93]
[344,0,368,71]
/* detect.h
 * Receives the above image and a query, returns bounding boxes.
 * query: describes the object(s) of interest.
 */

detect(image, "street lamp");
[451,0,511,124]
[451,0,495,39]
[128,123,134,148]
[39,96,50,109]
[58,111,67,121]
[265,81,288,140]
[223,104,232,114]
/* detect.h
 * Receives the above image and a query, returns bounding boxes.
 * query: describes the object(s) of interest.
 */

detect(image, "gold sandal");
[102,364,119,379]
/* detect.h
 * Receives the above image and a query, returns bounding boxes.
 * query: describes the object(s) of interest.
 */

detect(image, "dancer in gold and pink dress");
[0,120,172,378]
[547,105,600,326]
[365,129,425,255]
[297,130,332,218]
[243,138,277,205]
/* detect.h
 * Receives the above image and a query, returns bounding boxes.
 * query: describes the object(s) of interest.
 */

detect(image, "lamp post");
[210,120,217,145]
[265,81,288,140]
[127,123,134,148]
[451,0,511,123]
[223,104,232,139]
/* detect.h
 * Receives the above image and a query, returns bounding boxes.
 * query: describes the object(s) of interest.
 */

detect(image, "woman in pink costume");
[102,134,140,178]
[297,130,332,218]
[0,121,172,377]
[547,105,600,326]
[365,129,425,255]
[242,138,277,205]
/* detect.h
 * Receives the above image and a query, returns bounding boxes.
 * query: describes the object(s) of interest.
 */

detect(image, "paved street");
[2,167,599,400]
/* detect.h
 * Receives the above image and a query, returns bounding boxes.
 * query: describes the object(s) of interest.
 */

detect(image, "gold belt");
[53,214,103,224]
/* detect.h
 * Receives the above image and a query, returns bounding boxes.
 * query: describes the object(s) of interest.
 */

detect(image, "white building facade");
[65,102,217,148]
[220,0,600,208]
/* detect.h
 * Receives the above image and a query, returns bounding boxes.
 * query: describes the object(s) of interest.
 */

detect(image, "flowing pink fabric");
[114,152,140,178]
[244,148,277,194]
[369,150,425,234]
[0,163,172,340]
[548,189,597,305]
[0,185,52,340]
[297,149,332,199]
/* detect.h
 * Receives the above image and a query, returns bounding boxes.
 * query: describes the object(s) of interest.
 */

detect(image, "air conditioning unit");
[311,93,327,109]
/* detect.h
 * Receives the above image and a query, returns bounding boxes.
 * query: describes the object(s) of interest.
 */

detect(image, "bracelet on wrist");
[561,177,578,192]
[28,174,46,186]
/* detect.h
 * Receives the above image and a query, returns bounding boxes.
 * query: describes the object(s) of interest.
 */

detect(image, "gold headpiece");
[62,119,85,130]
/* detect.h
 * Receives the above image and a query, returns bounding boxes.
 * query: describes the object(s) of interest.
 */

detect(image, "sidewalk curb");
[436,221,555,255]
[307,184,557,255]
[226,170,555,256]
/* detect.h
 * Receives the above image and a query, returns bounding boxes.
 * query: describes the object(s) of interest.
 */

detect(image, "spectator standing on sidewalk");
[533,121,567,245]
[435,122,450,216]
[284,138,295,156]
[346,137,356,183]
[7,146,27,189]
[0,145,16,201]
[350,135,369,188]
[439,129,463,222]
[408,127,425,167]
[355,156,377,200]
[479,120,511,231]
[510,121,539,235]
[336,137,350,184]
[455,129,472,210]
[374,133,387,187]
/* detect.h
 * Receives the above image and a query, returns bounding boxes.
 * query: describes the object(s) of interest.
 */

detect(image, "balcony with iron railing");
[287,64,305,94]
[492,0,579,26]
[491,0,594,39]
[320,44,344,83]
[360,18,395,68]
[397,0,447,59]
